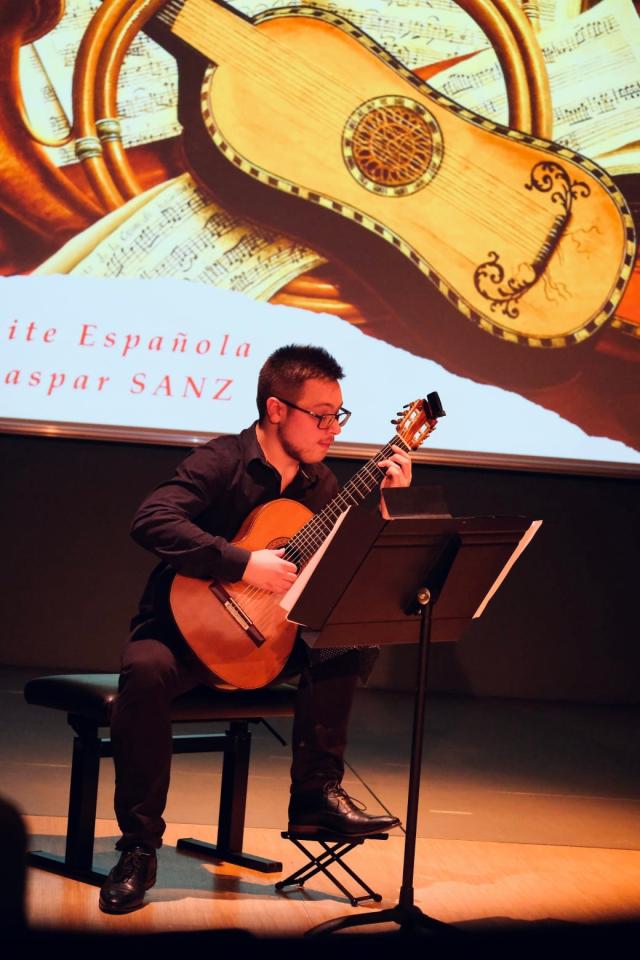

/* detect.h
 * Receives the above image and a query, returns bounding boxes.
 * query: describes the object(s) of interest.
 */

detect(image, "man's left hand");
[379,445,412,489]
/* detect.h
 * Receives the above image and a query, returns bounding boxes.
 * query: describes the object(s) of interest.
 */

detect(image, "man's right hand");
[243,548,298,594]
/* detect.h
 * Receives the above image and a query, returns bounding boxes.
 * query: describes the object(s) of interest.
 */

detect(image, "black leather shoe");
[288,782,401,838]
[99,846,157,914]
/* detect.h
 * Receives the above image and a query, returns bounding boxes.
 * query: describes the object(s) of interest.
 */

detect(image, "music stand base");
[306,901,453,936]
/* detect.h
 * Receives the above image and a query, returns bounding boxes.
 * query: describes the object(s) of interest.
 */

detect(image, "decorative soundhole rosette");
[343,96,443,196]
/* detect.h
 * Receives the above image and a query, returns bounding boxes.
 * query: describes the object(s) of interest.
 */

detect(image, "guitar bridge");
[209,583,266,648]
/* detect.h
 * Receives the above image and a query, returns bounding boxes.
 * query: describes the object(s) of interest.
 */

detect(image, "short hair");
[257,344,344,420]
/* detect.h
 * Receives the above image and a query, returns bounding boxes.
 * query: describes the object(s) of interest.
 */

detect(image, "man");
[99,343,412,914]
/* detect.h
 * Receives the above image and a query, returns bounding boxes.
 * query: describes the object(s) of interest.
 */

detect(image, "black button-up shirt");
[130,423,338,637]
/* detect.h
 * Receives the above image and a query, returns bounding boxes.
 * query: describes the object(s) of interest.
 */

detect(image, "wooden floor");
[25,815,640,936]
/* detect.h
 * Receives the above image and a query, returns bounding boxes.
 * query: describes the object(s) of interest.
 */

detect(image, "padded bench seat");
[24,672,297,884]
[24,672,297,723]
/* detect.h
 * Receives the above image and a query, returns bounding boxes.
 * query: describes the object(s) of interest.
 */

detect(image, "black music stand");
[286,492,537,935]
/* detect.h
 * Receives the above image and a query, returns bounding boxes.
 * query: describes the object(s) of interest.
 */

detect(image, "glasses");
[274,396,351,430]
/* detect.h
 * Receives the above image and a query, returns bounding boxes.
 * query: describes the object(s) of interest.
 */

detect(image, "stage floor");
[2,667,639,933]
[23,817,640,935]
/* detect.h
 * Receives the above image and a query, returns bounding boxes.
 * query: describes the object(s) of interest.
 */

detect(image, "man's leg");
[288,649,400,836]
[100,638,203,913]
[290,649,360,793]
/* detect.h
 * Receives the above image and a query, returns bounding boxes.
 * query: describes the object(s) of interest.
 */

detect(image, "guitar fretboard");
[284,435,411,570]
[158,0,261,58]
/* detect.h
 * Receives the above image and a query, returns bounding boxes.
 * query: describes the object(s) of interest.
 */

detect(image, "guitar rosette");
[342,95,443,197]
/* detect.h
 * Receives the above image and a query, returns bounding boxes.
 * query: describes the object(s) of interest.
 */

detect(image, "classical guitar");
[170,394,443,688]
[150,0,636,348]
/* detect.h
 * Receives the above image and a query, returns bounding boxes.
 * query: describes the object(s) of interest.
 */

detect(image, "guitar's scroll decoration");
[473,161,591,319]
[526,161,591,212]
[343,96,443,197]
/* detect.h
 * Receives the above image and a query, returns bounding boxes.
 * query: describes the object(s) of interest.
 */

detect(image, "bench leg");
[177,720,282,873]
[28,718,108,885]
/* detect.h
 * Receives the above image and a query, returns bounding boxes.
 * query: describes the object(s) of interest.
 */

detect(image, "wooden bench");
[24,673,296,884]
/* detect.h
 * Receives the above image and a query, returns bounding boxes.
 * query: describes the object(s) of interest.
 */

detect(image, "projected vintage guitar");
[153,0,635,347]
[170,395,443,689]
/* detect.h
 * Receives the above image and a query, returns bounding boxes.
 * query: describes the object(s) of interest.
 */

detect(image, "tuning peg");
[390,418,400,425]
[396,410,404,416]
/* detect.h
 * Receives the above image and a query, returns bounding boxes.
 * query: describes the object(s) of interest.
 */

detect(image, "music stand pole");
[307,581,455,936]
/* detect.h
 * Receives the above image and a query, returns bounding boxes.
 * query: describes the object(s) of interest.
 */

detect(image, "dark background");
[3,431,638,704]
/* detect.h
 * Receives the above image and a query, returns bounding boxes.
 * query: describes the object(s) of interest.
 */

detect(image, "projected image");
[1,0,639,467]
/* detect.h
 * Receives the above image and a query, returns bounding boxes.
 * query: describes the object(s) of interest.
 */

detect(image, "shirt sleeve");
[130,443,250,581]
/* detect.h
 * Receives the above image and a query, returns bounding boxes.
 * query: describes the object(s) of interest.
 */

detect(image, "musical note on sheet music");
[40,174,325,299]
[233,0,490,67]
[429,0,640,175]
[231,0,584,67]
[28,0,181,166]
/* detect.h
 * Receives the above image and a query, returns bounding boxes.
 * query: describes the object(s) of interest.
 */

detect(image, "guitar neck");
[159,0,262,63]
[286,434,411,570]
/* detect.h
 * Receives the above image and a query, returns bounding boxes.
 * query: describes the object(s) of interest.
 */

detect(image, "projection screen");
[1,0,639,475]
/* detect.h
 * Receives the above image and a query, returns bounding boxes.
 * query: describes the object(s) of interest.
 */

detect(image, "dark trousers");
[110,637,365,851]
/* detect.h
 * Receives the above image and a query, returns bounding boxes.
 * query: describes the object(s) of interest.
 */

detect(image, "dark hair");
[257,344,344,420]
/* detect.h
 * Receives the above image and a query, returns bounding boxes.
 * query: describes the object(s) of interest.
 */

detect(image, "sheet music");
[232,0,491,67]
[280,507,351,621]
[537,1,584,27]
[429,0,640,173]
[27,0,180,167]
[234,1,584,66]
[473,519,543,619]
[18,44,76,166]
[36,173,325,299]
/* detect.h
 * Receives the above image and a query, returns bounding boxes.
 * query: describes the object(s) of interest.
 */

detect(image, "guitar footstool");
[276,830,388,906]
[24,673,296,885]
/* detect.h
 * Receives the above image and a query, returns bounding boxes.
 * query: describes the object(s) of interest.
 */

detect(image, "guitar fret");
[286,433,409,569]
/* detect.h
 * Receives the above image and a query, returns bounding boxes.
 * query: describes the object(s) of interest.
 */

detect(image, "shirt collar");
[241,422,319,489]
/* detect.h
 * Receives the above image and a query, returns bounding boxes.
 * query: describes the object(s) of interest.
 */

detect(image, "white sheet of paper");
[429,0,640,173]
[473,519,543,619]
[280,507,351,622]
[36,173,325,298]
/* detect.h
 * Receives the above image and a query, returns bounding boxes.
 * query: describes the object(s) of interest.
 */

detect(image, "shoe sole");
[99,897,146,915]
[288,821,400,839]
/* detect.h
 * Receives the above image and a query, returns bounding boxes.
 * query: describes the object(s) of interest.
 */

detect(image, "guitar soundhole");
[267,537,290,550]
[343,96,443,197]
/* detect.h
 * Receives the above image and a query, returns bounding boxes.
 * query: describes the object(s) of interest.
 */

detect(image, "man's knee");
[118,640,179,698]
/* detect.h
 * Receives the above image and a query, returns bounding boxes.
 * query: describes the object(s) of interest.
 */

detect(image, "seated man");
[100,343,411,914]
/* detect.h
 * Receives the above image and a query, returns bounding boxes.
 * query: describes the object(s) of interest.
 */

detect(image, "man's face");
[275,377,345,463]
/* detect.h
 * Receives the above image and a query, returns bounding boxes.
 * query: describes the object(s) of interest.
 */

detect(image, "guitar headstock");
[393,392,445,451]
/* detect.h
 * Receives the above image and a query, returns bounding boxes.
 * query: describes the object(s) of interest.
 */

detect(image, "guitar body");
[164,3,635,348]
[170,498,313,689]
[168,397,439,690]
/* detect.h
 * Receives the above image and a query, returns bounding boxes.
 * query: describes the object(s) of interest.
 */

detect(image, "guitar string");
[159,0,537,207]
[258,439,401,571]
[235,455,387,613]
[174,0,578,251]
[236,448,392,608]
[157,0,566,246]
[160,1,570,257]
[236,449,389,607]
[160,0,555,239]
[235,435,414,608]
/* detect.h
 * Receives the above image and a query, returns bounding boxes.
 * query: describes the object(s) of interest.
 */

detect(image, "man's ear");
[265,396,284,424]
